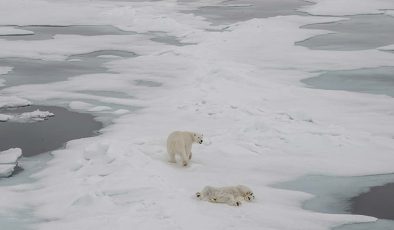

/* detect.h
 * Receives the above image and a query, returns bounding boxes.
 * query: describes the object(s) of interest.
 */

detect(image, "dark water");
[0,25,136,41]
[351,183,394,220]
[302,67,394,97]
[0,105,102,157]
[182,0,310,25]
[297,15,394,51]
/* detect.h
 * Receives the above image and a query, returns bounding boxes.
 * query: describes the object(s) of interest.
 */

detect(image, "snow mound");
[0,148,22,178]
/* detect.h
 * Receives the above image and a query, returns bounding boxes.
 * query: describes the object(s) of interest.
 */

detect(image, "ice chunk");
[0,114,12,121]
[0,148,22,164]
[0,164,17,177]
[0,148,22,178]
[17,109,54,121]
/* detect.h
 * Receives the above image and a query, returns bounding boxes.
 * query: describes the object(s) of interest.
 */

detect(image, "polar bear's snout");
[199,140,203,144]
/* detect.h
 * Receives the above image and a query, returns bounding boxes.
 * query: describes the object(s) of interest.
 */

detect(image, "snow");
[0,0,393,230]
[0,148,22,178]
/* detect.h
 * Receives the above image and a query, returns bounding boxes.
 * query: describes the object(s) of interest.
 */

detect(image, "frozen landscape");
[0,0,394,230]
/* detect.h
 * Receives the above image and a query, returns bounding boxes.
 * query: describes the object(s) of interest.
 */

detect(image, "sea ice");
[0,1,393,230]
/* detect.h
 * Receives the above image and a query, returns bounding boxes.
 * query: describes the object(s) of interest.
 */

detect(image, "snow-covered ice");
[0,95,31,108]
[0,0,393,230]
[0,148,22,178]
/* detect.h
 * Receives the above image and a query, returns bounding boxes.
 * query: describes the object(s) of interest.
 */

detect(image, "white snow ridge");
[0,148,22,178]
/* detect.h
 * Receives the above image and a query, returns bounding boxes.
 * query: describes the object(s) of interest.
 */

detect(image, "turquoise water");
[302,67,394,97]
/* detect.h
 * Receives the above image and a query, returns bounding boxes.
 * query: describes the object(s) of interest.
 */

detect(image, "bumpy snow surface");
[0,0,393,230]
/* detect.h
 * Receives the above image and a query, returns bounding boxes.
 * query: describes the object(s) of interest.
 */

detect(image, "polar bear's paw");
[234,201,242,207]
[196,192,201,199]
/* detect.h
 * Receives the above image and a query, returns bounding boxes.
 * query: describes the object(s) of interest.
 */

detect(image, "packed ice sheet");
[0,0,393,230]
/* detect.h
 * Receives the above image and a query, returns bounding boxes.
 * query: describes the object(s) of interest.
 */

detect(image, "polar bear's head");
[193,133,204,144]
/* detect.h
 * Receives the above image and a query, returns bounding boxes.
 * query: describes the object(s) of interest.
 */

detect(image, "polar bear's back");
[167,131,193,152]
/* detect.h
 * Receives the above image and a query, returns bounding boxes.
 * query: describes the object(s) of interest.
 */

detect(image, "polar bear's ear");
[193,133,196,137]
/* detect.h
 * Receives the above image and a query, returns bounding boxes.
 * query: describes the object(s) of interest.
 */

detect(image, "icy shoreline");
[0,0,393,230]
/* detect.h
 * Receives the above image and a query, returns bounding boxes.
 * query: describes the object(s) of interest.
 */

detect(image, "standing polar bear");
[167,131,203,166]
[196,185,255,206]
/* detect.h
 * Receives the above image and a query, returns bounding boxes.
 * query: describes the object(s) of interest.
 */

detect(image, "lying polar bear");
[196,185,255,206]
[167,131,203,166]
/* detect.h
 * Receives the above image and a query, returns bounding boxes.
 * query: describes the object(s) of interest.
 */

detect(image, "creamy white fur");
[167,131,203,166]
[196,185,255,206]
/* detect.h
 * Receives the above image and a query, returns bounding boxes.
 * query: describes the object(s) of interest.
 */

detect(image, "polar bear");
[167,131,203,166]
[196,185,255,206]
